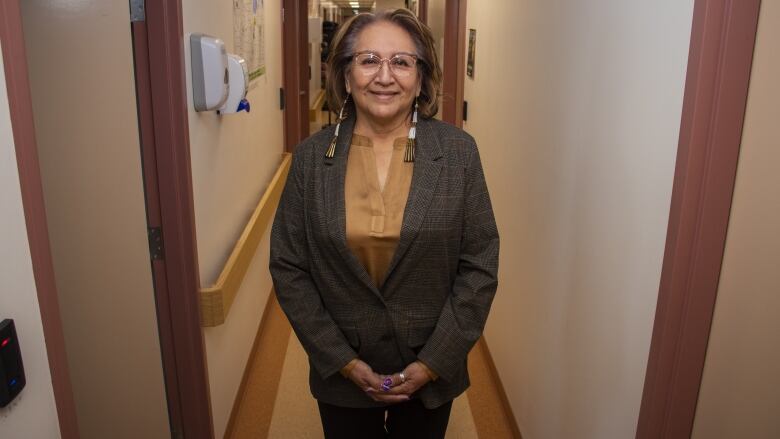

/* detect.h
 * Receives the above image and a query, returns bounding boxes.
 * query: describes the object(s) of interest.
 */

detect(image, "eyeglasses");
[353,52,418,77]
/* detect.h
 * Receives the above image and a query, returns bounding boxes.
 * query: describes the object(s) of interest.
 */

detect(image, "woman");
[270,8,498,439]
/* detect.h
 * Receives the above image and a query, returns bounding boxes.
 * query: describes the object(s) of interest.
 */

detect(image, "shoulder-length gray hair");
[325,8,442,119]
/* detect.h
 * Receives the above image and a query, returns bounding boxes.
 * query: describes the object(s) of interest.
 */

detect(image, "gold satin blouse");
[345,134,413,288]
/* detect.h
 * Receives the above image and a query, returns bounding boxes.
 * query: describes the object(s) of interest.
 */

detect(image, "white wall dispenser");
[218,54,250,114]
[190,34,228,112]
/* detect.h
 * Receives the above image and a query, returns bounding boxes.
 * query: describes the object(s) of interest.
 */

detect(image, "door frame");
[441,0,467,127]
[130,1,215,438]
[0,1,79,437]
[282,0,310,152]
[636,0,762,437]
[416,0,428,24]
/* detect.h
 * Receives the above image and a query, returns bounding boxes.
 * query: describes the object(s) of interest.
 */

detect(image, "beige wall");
[691,2,780,438]
[20,1,170,438]
[462,1,693,437]
[0,41,61,439]
[375,0,406,11]
[181,0,284,436]
[426,0,446,63]
[309,16,323,106]
[427,0,445,119]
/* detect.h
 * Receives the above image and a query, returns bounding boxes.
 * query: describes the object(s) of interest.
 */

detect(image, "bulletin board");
[233,0,266,80]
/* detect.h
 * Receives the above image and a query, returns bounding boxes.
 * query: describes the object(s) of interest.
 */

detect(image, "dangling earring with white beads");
[325,94,350,159]
[404,98,419,163]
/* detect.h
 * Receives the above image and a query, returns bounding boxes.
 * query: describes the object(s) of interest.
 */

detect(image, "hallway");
[4,0,779,438]
[227,295,517,438]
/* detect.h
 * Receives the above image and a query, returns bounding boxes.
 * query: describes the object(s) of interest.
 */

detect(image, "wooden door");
[282,0,310,152]
[441,0,467,127]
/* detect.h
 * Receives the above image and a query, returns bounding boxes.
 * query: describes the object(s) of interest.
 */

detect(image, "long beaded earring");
[325,94,350,159]
[404,99,419,163]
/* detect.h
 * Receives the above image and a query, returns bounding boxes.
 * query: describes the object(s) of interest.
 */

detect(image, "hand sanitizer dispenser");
[190,34,228,112]
[218,55,251,114]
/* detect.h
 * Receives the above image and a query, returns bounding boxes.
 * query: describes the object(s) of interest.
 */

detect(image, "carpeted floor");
[228,295,517,438]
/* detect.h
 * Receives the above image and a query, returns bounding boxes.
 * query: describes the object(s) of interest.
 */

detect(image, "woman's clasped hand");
[344,360,432,403]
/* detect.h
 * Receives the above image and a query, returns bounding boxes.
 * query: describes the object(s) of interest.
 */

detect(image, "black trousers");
[317,399,453,439]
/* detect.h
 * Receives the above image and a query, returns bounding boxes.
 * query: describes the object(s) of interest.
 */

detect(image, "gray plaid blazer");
[270,113,499,409]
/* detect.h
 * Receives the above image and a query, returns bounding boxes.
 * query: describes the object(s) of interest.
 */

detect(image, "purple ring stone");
[381,377,393,392]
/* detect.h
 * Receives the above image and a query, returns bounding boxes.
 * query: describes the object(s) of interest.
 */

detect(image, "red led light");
[1,338,10,348]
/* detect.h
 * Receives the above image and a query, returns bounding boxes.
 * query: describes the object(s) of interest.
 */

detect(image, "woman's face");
[346,21,421,128]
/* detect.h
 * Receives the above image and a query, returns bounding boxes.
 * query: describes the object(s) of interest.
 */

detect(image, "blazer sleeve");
[417,143,500,382]
[269,149,357,379]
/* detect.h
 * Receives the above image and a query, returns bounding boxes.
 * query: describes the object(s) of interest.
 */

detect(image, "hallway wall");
[181,0,285,436]
[427,0,446,61]
[427,0,445,119]
[0,41,61,439]
[20,1,170,438]
[691,1,780,436]
[462,1,694,438]
[375,0,407,11]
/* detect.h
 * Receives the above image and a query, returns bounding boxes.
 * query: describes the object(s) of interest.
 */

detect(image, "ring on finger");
[381,376,393,392]
[399,372,406,384]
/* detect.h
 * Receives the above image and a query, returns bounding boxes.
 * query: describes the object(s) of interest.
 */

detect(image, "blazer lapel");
[322,113,384,299]
[382,118,444,288]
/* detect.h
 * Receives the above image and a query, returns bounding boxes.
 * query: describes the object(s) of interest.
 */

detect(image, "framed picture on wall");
[467,29,476,78]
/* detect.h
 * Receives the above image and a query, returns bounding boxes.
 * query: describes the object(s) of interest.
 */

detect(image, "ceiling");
[322,1,377,10]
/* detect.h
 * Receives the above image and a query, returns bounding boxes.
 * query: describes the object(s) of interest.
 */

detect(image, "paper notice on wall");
[233,0,266,81]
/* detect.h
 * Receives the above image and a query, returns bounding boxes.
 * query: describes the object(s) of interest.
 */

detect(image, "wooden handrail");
[309,88,327,122]
[199,153,292,327]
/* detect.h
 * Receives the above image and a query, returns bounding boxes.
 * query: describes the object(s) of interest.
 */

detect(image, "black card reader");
[0,319,26,407]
